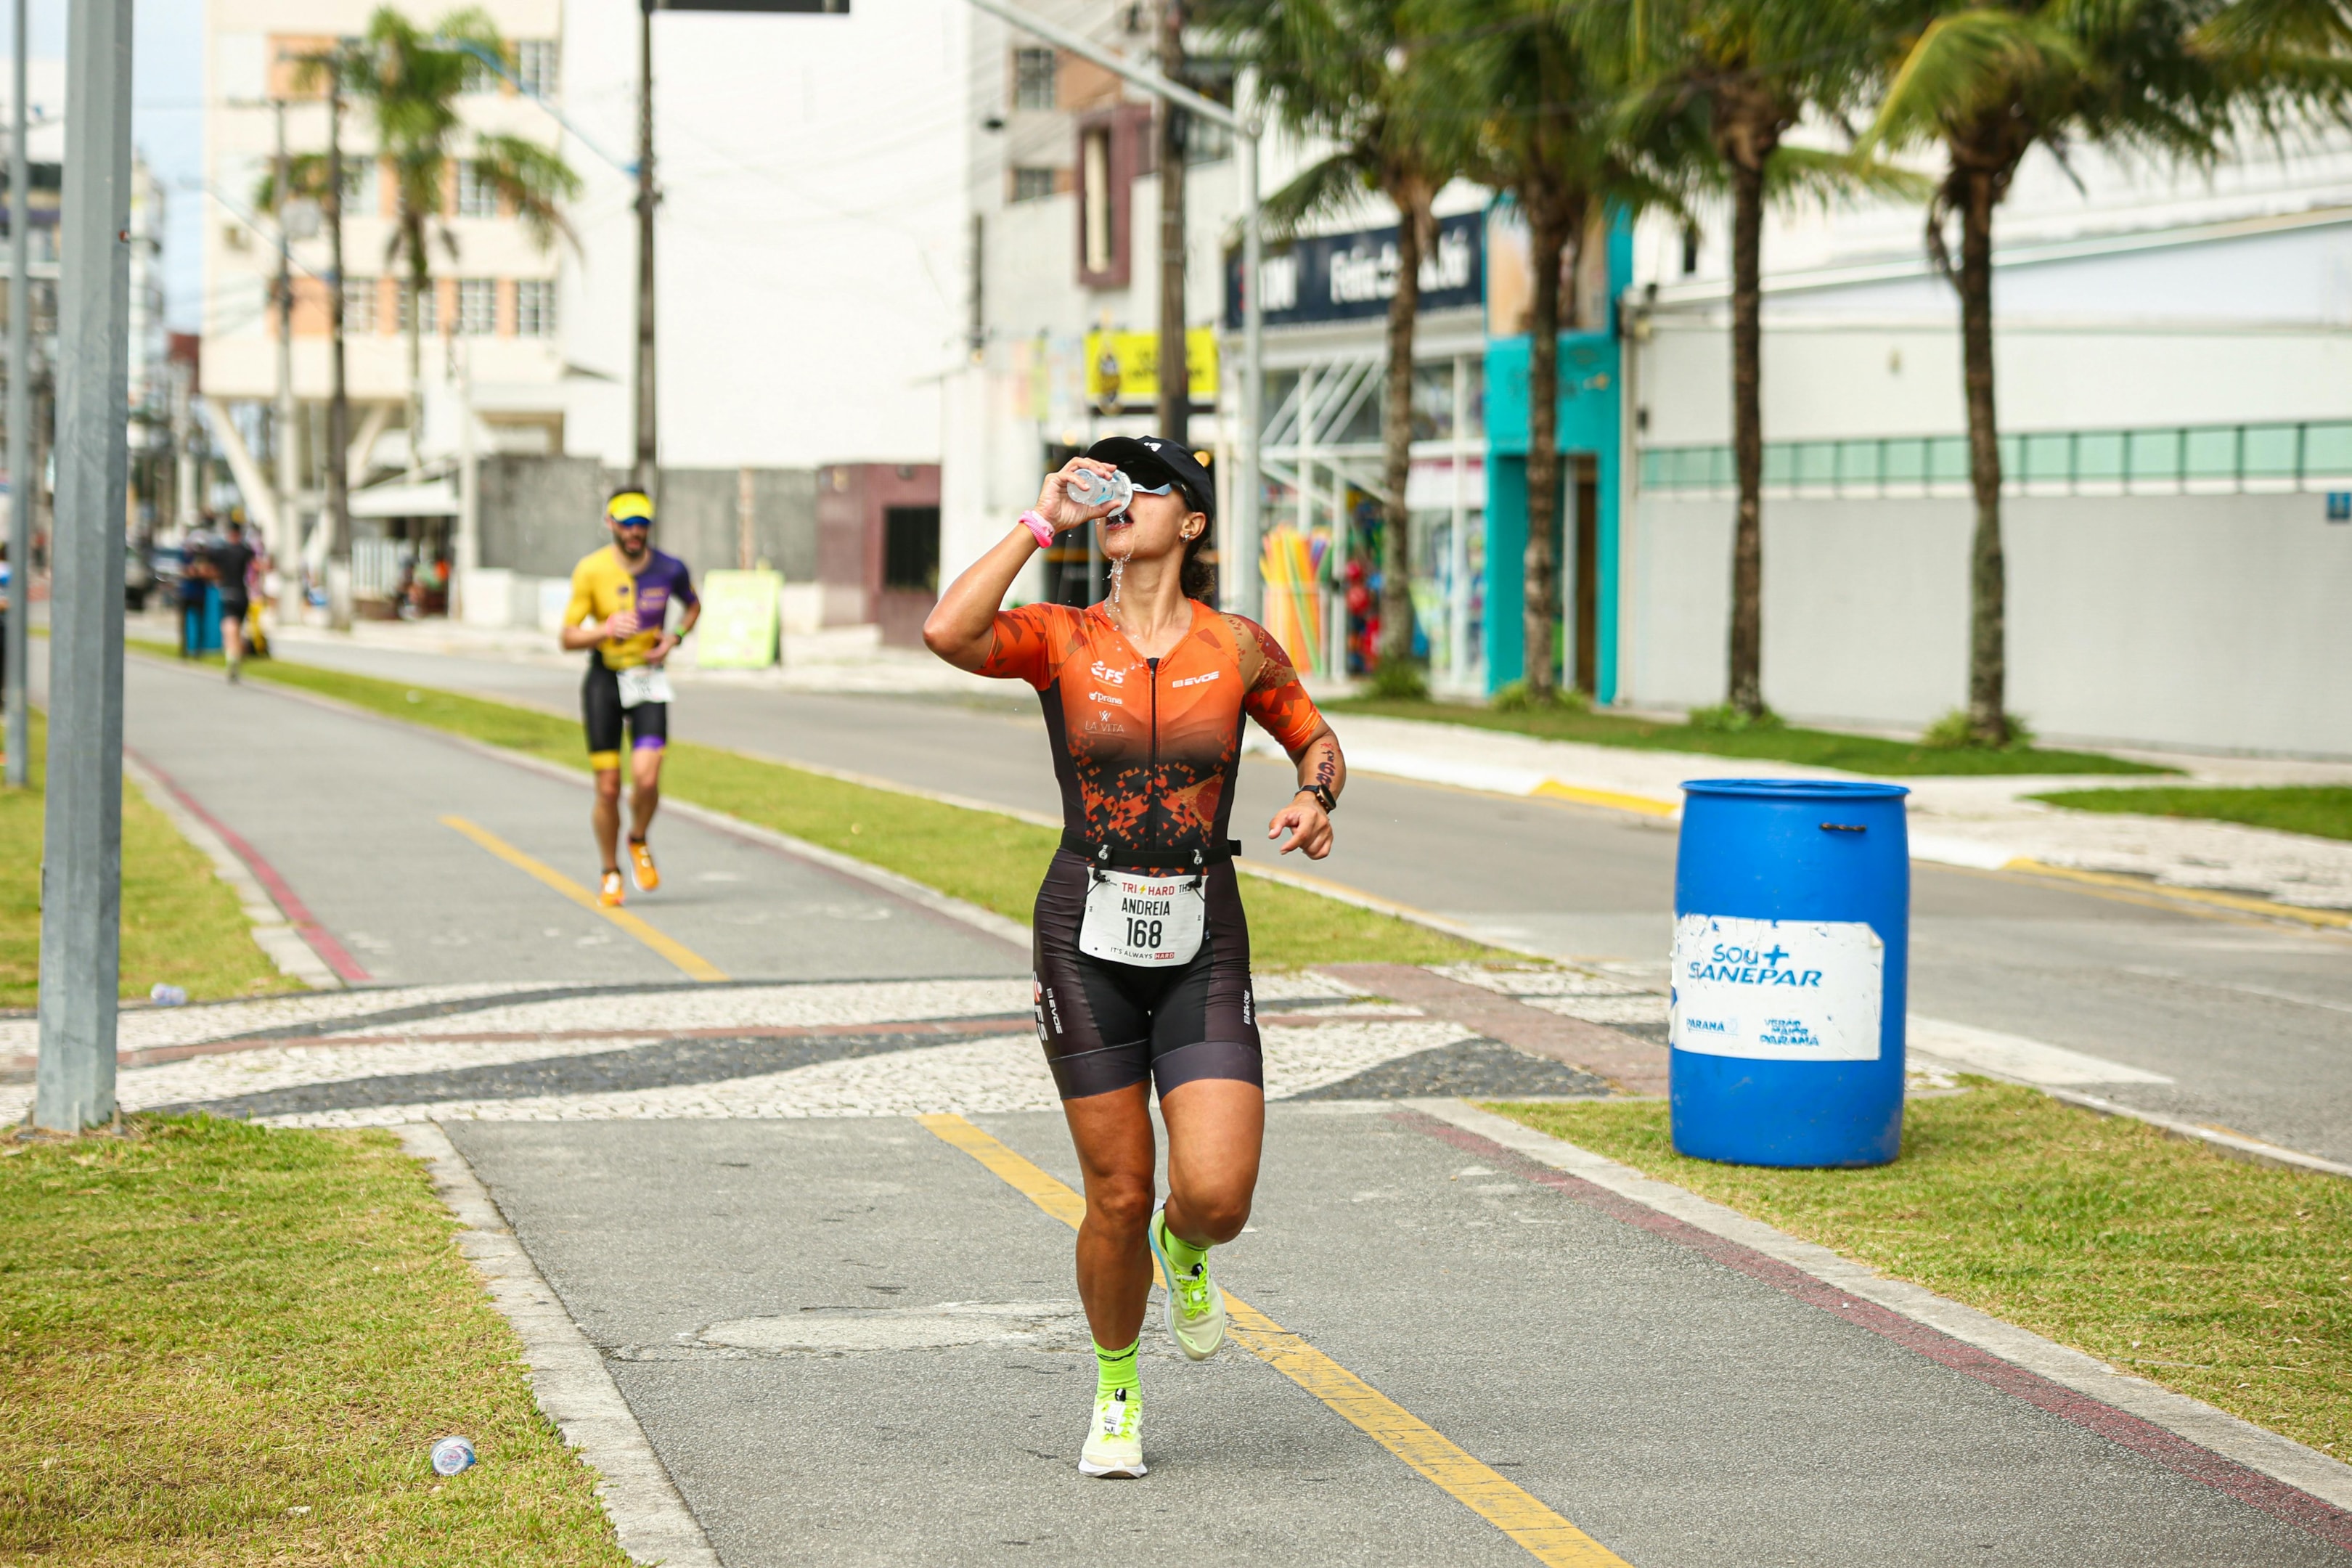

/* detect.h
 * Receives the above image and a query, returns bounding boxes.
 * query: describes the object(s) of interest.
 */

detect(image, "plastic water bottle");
[150,983,188,1008]
[1064,467,1132,513]
[430,1437,477,1477]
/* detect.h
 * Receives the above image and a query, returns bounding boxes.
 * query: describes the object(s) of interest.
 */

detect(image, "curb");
[396,1122,721,1568]
[1405,1098,2352,1530]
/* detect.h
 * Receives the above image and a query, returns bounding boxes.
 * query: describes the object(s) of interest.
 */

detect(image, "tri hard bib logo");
[1670,914,1883,1062]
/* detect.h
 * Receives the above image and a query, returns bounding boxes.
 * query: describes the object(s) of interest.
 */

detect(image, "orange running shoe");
[599,869,626,907]
[628,838,659,892]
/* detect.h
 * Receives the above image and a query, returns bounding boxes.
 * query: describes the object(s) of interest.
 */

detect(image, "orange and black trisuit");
[980,596,1327,1100]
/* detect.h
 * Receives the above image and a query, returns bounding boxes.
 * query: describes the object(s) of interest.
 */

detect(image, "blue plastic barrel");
[1670,778,1911,1167]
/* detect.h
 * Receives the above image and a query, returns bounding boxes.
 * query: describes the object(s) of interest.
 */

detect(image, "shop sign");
[1224,211,1482,330]
[1084,328,1222,409]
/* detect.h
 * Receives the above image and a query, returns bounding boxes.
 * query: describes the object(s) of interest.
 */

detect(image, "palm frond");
[1763,144,1937,206]
[1869,10,2086,151]
[473,132,584,252]
[1262,148,1380,240]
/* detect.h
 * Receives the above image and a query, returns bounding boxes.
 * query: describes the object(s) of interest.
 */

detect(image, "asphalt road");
[447,1108,2344,1567]
[258,637,2352,1167]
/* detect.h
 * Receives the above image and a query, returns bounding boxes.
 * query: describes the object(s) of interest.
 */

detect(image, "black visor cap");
[1085,435,1214,522]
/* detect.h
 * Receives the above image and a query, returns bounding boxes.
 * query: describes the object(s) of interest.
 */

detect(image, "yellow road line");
[440,814,730,981]
[915,1113,1632,1568]
[1530,780,1681,818]
[2002,857,2352,931]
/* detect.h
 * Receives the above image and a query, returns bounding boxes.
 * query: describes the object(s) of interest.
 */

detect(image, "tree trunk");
[324,80,351,629]
[1376,187,1426,682]
[1155,0,1188,446]
[1726,154,1765,716]
[1522,197,1572,701]
[1958,166,2006,746]
[406,239,425,481]
[634,0,658,491]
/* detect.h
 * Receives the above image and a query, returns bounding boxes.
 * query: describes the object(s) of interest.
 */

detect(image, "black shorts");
[582,659,669,769]
[1032,851,1262,1101]
[217,598,249,621]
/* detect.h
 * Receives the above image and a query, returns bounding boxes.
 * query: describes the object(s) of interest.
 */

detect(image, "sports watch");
[1296,783,1337,815]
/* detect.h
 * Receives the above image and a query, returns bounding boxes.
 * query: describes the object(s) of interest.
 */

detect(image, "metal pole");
[323,60,350,627]
[35,0,133,1132]
[632,0,657,491]
[5,0,30,787]
[272,100,297,571]
[957,0,1260,618]
[1153,0,1186,447]
[1236,126,1261,620]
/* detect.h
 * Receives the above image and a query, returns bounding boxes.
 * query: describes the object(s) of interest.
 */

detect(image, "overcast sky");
[7,0,208,332]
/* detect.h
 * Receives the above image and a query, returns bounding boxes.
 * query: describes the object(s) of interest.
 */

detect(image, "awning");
[349,476,459,518]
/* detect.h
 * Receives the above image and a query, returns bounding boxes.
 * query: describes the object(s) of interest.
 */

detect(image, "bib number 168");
[1127,917,1164,950]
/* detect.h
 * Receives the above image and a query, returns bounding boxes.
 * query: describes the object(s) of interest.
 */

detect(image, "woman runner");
[924,436,1346,1478]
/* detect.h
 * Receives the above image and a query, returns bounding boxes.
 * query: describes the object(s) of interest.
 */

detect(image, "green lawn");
[0,708,293,1006]
[164,648,1493,969]
[2033,785,2352,844]
[1328,695,2168,776]
[1489,1088,2351,1460]
[0,1116,631,1566]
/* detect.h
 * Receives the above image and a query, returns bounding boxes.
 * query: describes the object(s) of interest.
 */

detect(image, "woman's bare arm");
[923,456,1119,671]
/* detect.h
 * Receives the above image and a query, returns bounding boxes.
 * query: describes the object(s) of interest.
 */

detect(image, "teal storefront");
[1482,213,1633,701]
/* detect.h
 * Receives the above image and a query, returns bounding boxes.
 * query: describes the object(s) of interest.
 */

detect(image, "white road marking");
[1907,1016,2173,1085]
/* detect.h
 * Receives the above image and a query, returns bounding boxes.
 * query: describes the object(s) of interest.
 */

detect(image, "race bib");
[616,666,673,709]
[1079,870,1205,968]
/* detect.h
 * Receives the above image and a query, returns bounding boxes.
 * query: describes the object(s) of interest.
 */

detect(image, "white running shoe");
[1148,1204,1227,1361]
[1078,1387,1145,1478]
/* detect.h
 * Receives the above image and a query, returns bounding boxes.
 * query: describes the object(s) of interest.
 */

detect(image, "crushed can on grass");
[1670,778,1911,1168]
[149,983,188,1007]
[430,1436,477,1477]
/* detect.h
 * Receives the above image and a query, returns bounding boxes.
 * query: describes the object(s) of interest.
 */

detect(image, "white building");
[1625,130,2352,755]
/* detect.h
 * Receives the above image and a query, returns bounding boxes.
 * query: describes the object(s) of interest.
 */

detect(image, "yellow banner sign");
[1085,328,1220,405]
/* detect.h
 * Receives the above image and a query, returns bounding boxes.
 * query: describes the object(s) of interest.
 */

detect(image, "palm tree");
[346,7,579,473]
[1206,0,1478,690]
[1449,0,1686,701]
[1866,0,2340,744]
[1604,0,1893,718]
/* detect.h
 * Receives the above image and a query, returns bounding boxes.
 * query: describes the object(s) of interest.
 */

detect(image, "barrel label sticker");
[1670,914,1883,1061]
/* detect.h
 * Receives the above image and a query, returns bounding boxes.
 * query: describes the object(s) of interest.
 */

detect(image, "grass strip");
[152,645,1492,968]
[0,1116,629,1566]
[1328,695,2168,777]
[0,708,293,1007]
[1486,1088,2351,1459]
[2032,784,2352,844]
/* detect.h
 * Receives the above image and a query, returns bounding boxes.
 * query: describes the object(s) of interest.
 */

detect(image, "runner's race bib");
[1079,870,1205,967]
[617,666,674,709]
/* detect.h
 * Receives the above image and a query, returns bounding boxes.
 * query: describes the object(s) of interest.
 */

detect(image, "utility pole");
[36,0,134,1132]
[322,56,351,629]
[5,0,31,788]
[271,99,300,589]
[632,0,657,491]
[1153,0,1186,446]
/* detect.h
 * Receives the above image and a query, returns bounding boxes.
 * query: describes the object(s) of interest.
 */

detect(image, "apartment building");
[203,0,568,593]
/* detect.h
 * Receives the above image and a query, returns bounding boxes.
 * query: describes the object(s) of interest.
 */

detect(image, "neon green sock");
[1094,1339,1139,1397]
[1158,1212,1210,1277]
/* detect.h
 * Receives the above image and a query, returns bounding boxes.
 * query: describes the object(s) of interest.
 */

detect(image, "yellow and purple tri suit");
[565,544,697,769]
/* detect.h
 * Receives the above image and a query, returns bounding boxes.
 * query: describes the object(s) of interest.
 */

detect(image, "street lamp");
[957,0,1267,621]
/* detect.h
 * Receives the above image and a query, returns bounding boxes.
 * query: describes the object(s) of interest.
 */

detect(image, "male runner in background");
[560,489,699,907]
[208,520,257,683]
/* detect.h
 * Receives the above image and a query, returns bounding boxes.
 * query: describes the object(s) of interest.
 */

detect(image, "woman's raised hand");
[1037,456,1122,531]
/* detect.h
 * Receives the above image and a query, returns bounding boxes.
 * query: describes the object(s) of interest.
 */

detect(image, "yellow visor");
[607,492,656,525]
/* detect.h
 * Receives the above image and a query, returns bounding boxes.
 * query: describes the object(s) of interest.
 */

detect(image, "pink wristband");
[1019,510,1055,550]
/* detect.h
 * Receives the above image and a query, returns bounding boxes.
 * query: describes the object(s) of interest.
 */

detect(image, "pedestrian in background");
[179,518,216,659]
[209,519,256,683]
